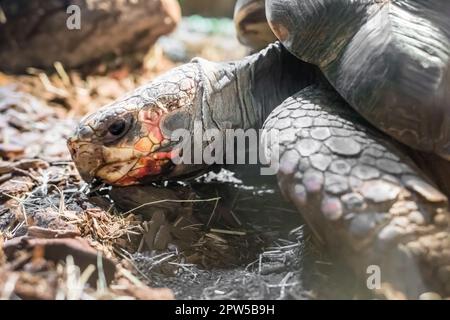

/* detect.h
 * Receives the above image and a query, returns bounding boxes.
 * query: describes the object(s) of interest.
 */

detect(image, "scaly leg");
[263,85,450,299]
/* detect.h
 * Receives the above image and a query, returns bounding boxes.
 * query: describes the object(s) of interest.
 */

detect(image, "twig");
[210,228,246,236]
[114,248,152,283]
[206,192,220,227]
[122,197,221,215]
[97,252,107,293]
[278,272,294,299]
[0,5,6,24]
[37,72,69,97]
[0,273,19,300]
[2,193,30,226]
[49,184,66,214]
[258,254,262,275]
[119,268,145,287]
[54,61,71,87]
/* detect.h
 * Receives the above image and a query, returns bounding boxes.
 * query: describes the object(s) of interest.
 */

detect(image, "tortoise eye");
[108,119,126,136]
[101,112,133,144]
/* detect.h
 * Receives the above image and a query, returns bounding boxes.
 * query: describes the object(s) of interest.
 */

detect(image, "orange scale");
[134,137,153,153]
[148,128,163,144]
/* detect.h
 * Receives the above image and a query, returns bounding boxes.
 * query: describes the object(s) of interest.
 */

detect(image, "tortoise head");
[67,63,206,186]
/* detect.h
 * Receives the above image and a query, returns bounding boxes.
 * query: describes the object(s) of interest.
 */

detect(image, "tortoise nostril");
[78,126,94,140]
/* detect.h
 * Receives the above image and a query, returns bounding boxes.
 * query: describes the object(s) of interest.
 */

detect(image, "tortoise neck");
[195,42,318,130]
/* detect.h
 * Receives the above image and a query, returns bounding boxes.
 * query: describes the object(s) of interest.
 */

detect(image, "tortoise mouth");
[95,153,175,186]
[95,158,140,185]
[94,157,211,186]
[69,137,179,186]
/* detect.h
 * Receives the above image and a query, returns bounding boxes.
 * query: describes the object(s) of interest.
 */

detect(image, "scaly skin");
[67,63,201,185]
[68,43,317,185]
[266,0,450,159]
[263,85,450,298]
[68,3,450,296]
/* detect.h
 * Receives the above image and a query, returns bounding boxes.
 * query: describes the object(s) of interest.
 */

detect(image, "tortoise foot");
[263,85,450,299]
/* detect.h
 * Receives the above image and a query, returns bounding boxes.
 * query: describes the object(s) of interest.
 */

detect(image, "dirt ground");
[0,17,370,300]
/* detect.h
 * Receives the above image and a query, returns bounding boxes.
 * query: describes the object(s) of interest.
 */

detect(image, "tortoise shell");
[265,0,450,159]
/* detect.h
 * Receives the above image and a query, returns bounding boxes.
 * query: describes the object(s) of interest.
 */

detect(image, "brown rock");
[3,236,116,286]
[181,0,236,17]
[0,0,181,72]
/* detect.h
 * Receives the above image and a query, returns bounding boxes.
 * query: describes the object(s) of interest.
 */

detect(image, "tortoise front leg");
[263,85,450,299]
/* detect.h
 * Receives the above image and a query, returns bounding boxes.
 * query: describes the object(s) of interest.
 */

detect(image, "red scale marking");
[139,109,165,144]
[115,108,176,186]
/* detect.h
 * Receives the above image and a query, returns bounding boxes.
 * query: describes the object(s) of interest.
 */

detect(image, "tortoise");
[67,0,450,299]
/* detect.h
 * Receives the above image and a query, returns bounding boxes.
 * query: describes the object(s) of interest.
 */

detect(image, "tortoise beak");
[67,137,104,183]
